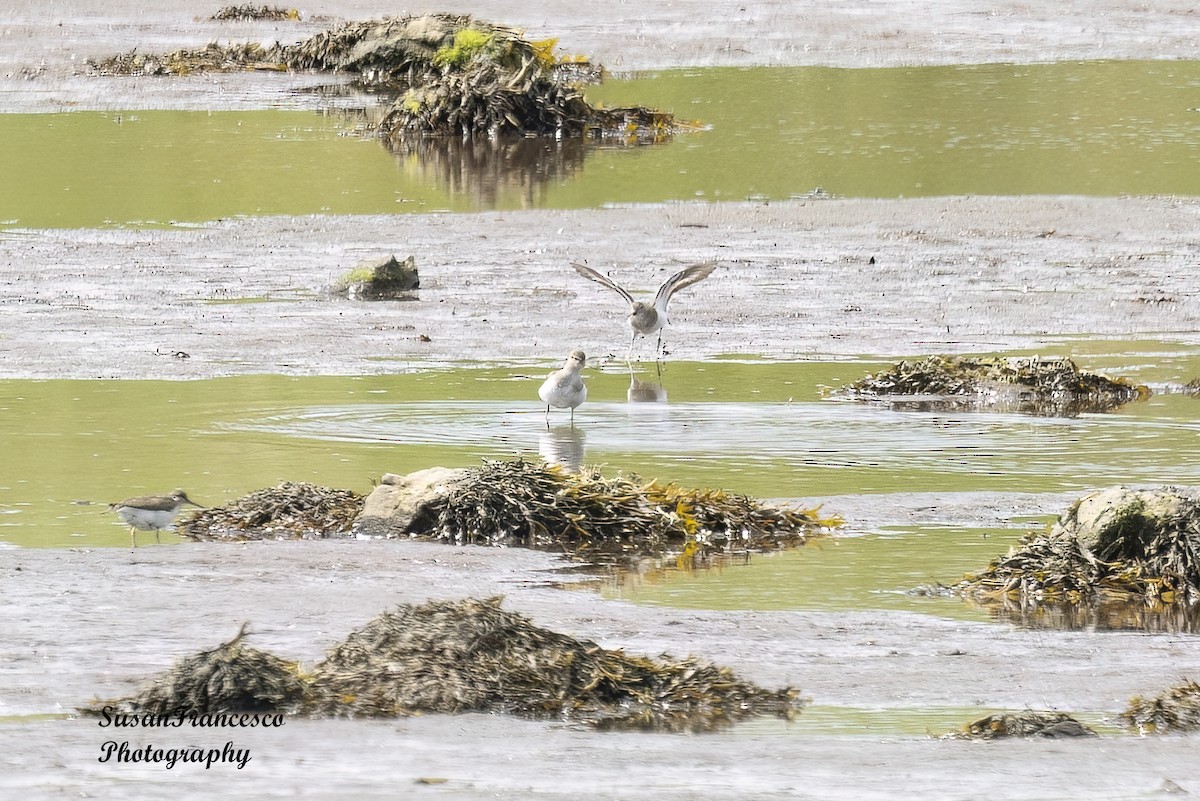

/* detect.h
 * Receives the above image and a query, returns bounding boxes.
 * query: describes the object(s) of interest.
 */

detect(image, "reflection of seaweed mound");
[87,13,675,141]
[952,487,1200,630]
[392,459,835,563]
[1123,680,1200,734]
[941,711,1096,740]
[384,135,587,207]
[82,598,803,732]
[179,482,364,541]
[847,355,1147,416]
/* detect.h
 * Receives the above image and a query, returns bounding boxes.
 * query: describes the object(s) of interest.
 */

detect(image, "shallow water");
[3,343,1197,558]
[3,60,1199,227]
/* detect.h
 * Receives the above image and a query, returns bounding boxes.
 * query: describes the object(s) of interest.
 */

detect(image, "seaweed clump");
[82,625,307,717]
[178,482,364,541]
[401,459,836,563]
[941,711,1096,740]
[86,13,674,142]
[847,355,1147,416]
[210,5,299,21]
[83,598,802,733]
[306,597,802,730]
[1123,680,1200,734]
[951,486,1200,628]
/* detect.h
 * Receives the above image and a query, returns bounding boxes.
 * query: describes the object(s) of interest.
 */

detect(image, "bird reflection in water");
[627,365,668,404]
[538,424,587,473]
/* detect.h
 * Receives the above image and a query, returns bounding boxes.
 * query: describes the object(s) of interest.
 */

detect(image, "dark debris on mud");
[178,482,363,541]
[941,711,1097,740]
[81,597,804,732]
[1123,679,1200,734]
[846,355,1147,416]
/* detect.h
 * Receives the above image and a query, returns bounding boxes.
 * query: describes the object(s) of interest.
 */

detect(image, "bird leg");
[129,526,137,550]
[544,404,551,430]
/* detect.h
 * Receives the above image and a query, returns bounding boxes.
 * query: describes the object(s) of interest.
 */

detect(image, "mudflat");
[2,2,1199,799]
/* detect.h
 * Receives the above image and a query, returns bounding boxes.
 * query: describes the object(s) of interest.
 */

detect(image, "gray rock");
[353,467,466,538]
[1051,486,1200,561]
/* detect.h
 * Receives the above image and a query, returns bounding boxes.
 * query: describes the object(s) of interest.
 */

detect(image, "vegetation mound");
[403,458,837,563]
[83,598,802,732]
[951,486,1200,627]
[847,355,1147,416]
[1123,680,1200,734]
[209,4,299,22]
[87,13,675,141]
[941,711,1096,740]
[179,482,364,541]
[83,624,306,717]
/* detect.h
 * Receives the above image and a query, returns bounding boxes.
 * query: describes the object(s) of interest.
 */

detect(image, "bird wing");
[113,494,176,511]
[654,261,717,309]
[571,262,635,304]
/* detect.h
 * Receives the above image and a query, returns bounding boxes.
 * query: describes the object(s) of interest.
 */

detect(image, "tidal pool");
[2,60,1199,227]
[3,343,1197,554]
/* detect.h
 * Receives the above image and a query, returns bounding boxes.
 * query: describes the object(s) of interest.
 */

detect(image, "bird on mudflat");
[110,488,202,549]
[571,261,717,361]
[538,350,587,428]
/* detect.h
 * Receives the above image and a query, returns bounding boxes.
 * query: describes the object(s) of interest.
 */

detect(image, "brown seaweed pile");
[1123,680,1200,734]
[941,711,1097,740]
[210,4,299,22]
[951,487,1200,629]
[83,597,802,732]
[86,13,674,141]
[82,624,307,717]
[178,482,363,541]
[409,459,835,563]
[847,355,1147,416]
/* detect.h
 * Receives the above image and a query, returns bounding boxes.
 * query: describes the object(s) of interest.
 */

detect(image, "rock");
[353,467,467,538]
[332,255,419,300]
[1052,486,1200,562]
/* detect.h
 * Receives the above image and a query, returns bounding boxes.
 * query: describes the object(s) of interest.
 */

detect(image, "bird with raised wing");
[110,488,202,549]
[538,350,588,428]
[571,261,717,361]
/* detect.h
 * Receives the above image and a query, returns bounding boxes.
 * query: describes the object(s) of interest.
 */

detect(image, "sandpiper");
[110,488,201,548]
[571,261,717,361]
[538,350,587,428]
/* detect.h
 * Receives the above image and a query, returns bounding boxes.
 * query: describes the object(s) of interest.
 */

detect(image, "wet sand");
[3,2,1200,799]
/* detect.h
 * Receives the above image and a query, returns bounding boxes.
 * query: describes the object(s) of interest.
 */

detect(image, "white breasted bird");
[110,488,202,549]
[538,350,588,428]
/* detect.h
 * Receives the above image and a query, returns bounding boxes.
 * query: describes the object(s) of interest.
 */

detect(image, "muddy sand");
[3,2,1200,799]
